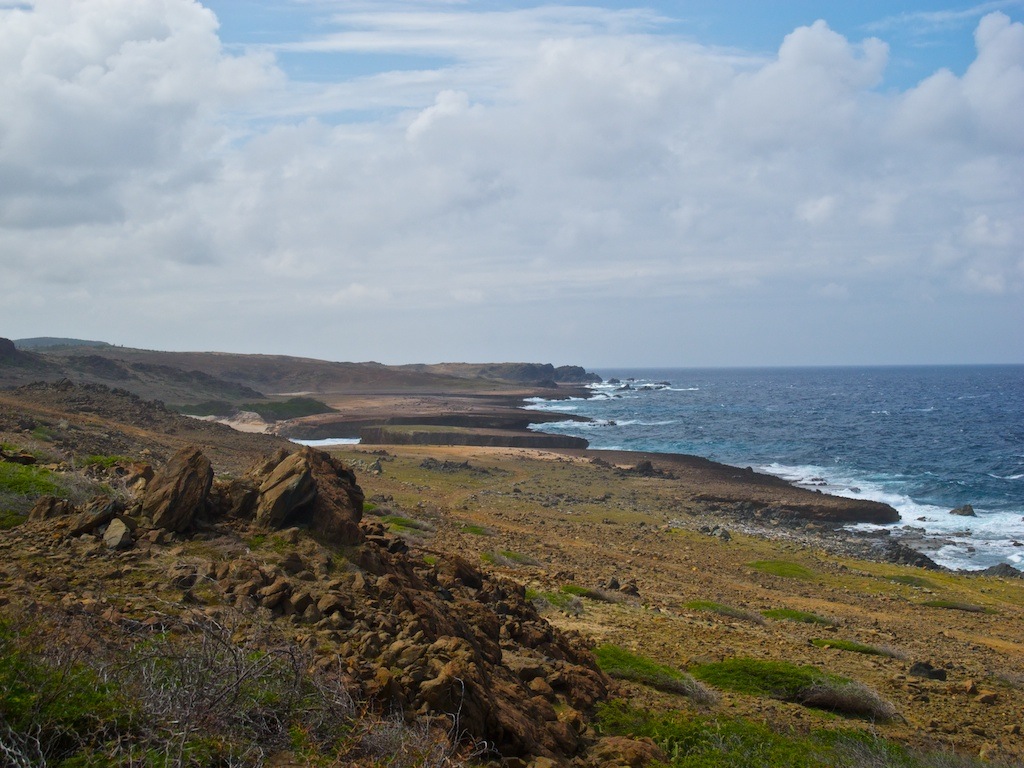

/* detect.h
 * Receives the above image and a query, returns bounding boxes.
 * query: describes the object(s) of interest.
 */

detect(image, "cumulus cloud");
[1,2,1021,364]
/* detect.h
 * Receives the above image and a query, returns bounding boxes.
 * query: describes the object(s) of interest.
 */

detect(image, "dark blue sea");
[526,366,1024,571]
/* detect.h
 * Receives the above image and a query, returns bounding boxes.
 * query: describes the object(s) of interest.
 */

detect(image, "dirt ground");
[336,443,1024,764]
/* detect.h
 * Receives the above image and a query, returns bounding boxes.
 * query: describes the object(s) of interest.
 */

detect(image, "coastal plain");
[1,341,1023,766]
[337,442,1024,762]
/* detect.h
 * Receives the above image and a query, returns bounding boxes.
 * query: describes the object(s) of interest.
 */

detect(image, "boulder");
[0,337,16,358]
[950,504,976,517]
[69,497,125,536]
[142,447,214,532]
[103,518,133,550]
[254,452,317,529]
[253,447,363,545]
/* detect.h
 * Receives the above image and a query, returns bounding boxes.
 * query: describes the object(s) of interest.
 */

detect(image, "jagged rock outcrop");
[205,538,607,761]
[251,446,364,545]
[27,495,76,522]
[254,451,317,528]
[142,446,214,532]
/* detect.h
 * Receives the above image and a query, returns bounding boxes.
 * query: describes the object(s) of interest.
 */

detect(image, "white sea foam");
[760,461,1024,570]
[289,437,361,446]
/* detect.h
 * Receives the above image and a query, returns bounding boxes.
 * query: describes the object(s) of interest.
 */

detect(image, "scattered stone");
[909,661,947,681]
[976,691,999,705]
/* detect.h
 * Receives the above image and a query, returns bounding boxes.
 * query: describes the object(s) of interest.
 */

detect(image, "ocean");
[525,365,1024,571]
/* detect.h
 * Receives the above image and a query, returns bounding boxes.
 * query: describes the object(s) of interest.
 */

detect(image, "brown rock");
[103,518,133,550]
[977,691,999,705]
[589,736,668,768]
[255,452,317,529]
[302,448,364,545]
[142,447,214,532]
[69,497,124,536]
[28,495,76,522]
[528,677,555,696]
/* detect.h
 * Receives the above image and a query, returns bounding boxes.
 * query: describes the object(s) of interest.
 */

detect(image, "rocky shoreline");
[3,379,1023,764]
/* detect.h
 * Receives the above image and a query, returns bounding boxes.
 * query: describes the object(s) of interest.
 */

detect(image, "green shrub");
[240,398,336,421]
[30,425,54,442]
[921,600,994,614]
[685,600,765,624]
[0,509,26,530]
[382,515,433,533]
[560,584,623,603]
[690,658,896,720]
[529,590,584,615]
[748,560,815,579]
[482,550,538,567]
[596,701,988,768]
[460,523,492,536]
[81,454,131,469]
[0,619,130,762]
[0,462,61,497]
[762,608,832,625]
[175,400,234,417]
[594,645,717,704]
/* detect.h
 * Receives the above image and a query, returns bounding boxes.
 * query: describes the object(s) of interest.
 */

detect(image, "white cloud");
[1,3,1021,364]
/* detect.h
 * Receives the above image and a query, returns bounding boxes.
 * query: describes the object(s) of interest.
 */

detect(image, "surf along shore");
[287,381,1024,759]
[2,366,1022,764]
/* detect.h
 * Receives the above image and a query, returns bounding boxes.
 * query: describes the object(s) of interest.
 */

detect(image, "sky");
[1,0,1022,367]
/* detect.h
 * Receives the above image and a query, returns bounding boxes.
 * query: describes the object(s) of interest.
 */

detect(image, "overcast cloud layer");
[1,1,1022,366]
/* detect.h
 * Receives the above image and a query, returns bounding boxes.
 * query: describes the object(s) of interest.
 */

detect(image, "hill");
[14,336,112,350]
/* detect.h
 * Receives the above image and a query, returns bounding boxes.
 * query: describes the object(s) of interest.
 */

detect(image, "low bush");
[481,550,539,567]
[594,645,717,705]
[690,658,896,721]
[748,560,815,579]
[0,463,61,498]
[0,463,64,525]
[598,701,1003,767]
[81,454,132,469]
[762,608,832,625]
[528,590,584,616]
[561,584,624,603]
[0,606,475,766]
[921,600,994,614]
[685,600,765,624]
[382,515,434,534]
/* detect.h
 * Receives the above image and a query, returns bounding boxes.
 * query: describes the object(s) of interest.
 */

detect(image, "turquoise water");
[527,366,1024,570]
